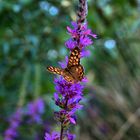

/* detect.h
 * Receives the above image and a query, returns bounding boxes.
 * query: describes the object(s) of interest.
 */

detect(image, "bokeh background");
[0,0,140,140]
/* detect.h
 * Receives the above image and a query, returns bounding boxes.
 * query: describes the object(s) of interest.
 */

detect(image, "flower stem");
[60,122,64,140]
[60,98,68,140]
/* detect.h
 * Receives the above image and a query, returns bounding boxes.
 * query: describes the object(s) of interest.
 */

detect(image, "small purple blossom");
[26,98,44,124]
[65,39,76,50]
[80,49,91,57]
[45,132,60,140]
[4,108,22,140]
[66,133,76,140]
[54,110,76,126]
[45,131,75,140]
[58,56,68,69]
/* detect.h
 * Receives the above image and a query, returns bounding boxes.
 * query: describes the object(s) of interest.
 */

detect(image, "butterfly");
[47,47,84,83]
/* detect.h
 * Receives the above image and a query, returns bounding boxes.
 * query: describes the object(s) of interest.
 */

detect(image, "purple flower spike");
[52,77,84,139]
[4,108,22,140]
[45,0,96,139]
[27,98,45,124]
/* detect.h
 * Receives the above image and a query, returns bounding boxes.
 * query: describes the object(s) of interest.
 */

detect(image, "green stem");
[34,64,41,99]
[17,66,30,108]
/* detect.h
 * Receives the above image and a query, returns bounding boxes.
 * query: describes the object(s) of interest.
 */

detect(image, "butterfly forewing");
[47,66,63,75]
[68,47,80,67]
[47,66,75,83]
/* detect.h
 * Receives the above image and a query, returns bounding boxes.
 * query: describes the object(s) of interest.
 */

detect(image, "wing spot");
[49,66,53,70]
[72,52,75,55]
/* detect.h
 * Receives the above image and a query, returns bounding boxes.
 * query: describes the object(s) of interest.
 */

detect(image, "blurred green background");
[0,0,140,140]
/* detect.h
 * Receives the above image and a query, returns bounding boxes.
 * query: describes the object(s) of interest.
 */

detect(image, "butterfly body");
[47,47,84,83]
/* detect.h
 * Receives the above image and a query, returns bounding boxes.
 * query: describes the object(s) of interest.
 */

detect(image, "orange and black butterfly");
[47,47,84,83]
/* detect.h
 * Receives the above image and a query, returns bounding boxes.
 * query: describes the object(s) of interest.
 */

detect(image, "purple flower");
[58,56,68,69]
[54,77,84,99]
[4,128,18,140]
[80,49,91,57]
[27,98,44,124]
[45,131,75,140]
[54,93,83,111]
[66,133,76,140]
[65,39,77,50]
[54,110,76,126]
[79,35,93,46]
[66,22,96,50]
[4,108,22,140]
[45,132,60,140]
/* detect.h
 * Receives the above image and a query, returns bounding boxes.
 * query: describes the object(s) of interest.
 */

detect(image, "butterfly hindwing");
[62,70,75,83]
[68,47,80,67]
[68,64,84,82]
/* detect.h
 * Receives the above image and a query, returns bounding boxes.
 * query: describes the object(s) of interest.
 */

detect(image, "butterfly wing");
[47,66,63,75]
[67,47,84,82]
[67,47,80,68]
[47,66,75,83]
[68,64,84,82]
[62,70,75,83]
